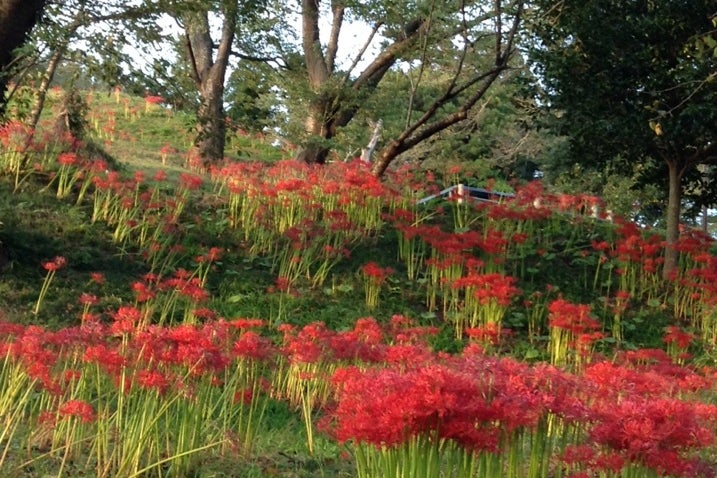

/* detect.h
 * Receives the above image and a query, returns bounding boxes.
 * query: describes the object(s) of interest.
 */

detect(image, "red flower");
[42,256,67,272]
[361,261,393,283]
[144,95,164,105]
[90,272,105,284]
[228,318,265,330]
[57,152,78,166]
[136,369,170,394]
[233,331,275,361]
[110,306,143,335]
[663,326,695,350]
[179,173,203,191]
[548,299,600,334]
[59,399,96,423]
[78,293,98,306]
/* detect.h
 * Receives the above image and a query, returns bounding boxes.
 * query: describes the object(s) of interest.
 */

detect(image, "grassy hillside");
[0,88,716,477]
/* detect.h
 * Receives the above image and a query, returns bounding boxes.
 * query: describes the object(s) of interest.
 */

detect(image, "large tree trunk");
[663,160,683,280]
[195,69,227,163]
[184,3,236,164]
[296,95,334,164]
[0,0,47,117]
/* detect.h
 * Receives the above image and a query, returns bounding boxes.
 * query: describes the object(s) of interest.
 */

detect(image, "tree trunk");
[195,69,227,163]
[663,160,682,280]
[183,4,236,164]
[0,0,47,116]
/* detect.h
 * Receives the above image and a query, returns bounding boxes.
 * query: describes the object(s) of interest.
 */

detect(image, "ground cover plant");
[1,89,717,477]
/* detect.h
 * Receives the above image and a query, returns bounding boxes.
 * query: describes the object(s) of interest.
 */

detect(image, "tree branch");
[351,17,426,92]
[214,2,237,72]
[325,1,344,72]
[342,21,383,83]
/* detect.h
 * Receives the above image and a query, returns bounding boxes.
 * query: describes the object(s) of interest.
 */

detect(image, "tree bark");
[663,160,683,280]
[184,3,237,164]
[0,0,47,117]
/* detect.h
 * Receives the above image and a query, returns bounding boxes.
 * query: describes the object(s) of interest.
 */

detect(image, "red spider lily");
[281,322,335,364]
[136,368,170,394]
[228,318,265,330]
[465,323,505,346]
[78,293,98,306]
[159,143,176,162]
[560,445,625,476]
[61,369,82,385]
[455,272,520,307]
[160,323,230,375]
[232,331,276,361]
[387,314,439,345]
[548,299,601,335]
[548,298,603,368]
[42,256,67,272]
[110,305,143,335]
[193,307,217,321]
[178,173,203,191]
[131,280,156,302]
[329,318,387,363]
[154,169,167,182]
[329,354,549,452]
[203,246,223,262]
[57,152,78,166]
[83,344,127,376]
[663,326,695,351]
[144,95,164,105]
[589,396,716,476]
[90,272,105,284]
[59,399,96,423]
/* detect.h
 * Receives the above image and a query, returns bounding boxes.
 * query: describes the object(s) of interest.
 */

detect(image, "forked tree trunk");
[183,4,236,164]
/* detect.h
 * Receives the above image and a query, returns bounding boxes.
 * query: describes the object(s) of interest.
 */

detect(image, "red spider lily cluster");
[7,129,717,476]
[3,309,716,476]
[361,261,394,309]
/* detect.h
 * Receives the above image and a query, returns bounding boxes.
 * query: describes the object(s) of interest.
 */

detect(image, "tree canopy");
[527,0,717,275]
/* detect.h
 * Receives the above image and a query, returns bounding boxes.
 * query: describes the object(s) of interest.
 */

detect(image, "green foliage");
[526,0,717,209]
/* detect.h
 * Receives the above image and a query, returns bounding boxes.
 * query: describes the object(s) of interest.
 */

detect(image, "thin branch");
[400,68,505,153]
[648,72,717,121]
[405,0,436,128]
[229,49,286,66]
[341,21,383,84]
